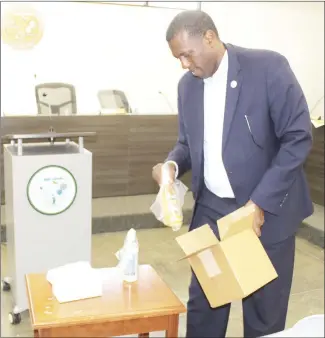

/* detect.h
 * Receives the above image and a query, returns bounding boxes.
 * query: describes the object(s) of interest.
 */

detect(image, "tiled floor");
[1,226,324,337]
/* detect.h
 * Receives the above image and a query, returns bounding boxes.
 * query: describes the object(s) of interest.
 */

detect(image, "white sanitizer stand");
[1,132,95,324]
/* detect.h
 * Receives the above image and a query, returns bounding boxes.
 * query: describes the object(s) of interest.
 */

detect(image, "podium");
[1,132,95,324]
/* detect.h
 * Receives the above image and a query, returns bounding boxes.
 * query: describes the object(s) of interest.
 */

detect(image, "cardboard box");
[175,204,278,308]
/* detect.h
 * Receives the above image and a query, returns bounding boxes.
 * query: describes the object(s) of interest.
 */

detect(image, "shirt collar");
[204,50,228,84]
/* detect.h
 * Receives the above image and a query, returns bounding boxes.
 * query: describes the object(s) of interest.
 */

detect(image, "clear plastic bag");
[150,163,188,231]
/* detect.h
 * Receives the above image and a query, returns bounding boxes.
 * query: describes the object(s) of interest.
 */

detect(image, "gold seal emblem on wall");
[1,3,44,50]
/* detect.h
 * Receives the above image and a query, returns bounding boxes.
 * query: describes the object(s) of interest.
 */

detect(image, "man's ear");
[203,30,214,46]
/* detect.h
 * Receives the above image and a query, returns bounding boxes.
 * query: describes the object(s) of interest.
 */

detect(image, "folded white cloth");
[47,261,103,303]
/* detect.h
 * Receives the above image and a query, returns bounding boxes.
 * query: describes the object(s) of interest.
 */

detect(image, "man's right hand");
[152,162,176,185]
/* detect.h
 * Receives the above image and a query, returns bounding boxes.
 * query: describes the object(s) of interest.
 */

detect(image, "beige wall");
[0,2,188,116]
[1,1,324,117]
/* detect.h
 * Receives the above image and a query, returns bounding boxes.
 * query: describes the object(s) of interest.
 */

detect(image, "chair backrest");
[97,89,131,114]
[35,83,77,115]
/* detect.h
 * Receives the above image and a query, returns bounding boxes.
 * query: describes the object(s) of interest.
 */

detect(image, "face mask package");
[150,163,188,231]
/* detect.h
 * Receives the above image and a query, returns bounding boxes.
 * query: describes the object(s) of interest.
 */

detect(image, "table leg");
[34,330,39,338]
[139,334,149,338]
[166,314,179,337]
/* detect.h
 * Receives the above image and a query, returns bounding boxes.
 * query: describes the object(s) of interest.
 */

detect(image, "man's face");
[169,30,216,79]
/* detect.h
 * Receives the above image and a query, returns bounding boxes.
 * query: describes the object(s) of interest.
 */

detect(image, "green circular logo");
[27,165,77,215]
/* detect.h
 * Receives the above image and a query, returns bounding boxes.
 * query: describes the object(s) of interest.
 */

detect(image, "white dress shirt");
[166,50,235,198]
[203,50,235,198]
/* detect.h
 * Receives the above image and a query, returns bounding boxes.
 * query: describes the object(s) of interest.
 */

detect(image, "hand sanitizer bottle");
[122,228,139,283]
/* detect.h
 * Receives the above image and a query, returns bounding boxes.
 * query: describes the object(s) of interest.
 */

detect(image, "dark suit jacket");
[167,43,314,244]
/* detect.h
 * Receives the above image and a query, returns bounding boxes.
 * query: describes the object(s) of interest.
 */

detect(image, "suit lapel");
[187,76,204,167]
[222,44,242,151]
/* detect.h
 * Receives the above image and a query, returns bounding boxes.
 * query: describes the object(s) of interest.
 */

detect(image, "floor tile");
[1,226,324,337]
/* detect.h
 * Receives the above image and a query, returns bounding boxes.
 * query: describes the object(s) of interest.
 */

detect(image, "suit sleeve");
[250,55,312,215]
[165,82,192,178]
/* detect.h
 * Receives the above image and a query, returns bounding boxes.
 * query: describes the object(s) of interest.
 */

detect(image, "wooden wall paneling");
[1,116,322,206]
[127,115,178,196]
[0,116,129,202]
[54,116,129,198]
[0,115,181,203]
[304,126,324,206]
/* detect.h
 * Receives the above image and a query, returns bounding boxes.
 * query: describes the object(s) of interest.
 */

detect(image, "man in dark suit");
[152,10,314,338]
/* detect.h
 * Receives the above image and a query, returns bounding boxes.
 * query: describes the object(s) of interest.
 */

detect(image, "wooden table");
[25,265,186,337]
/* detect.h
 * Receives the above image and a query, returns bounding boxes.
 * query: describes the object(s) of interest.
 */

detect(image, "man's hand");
[246,200,265,237]
[152,163,176,186]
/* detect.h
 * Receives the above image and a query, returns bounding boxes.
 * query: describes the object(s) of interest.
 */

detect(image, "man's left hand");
[246,200,265,237]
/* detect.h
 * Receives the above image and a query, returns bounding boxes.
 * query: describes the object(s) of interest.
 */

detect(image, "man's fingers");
[253,216,263,237]
[254,225,262,237]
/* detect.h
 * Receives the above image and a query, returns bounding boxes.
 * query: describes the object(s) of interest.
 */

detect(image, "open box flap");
[217,204,255,240]
[177,243,217,261]
[176,224,219,259]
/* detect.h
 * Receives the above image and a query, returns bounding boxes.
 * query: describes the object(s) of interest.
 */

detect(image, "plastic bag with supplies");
[150,162,188,231]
